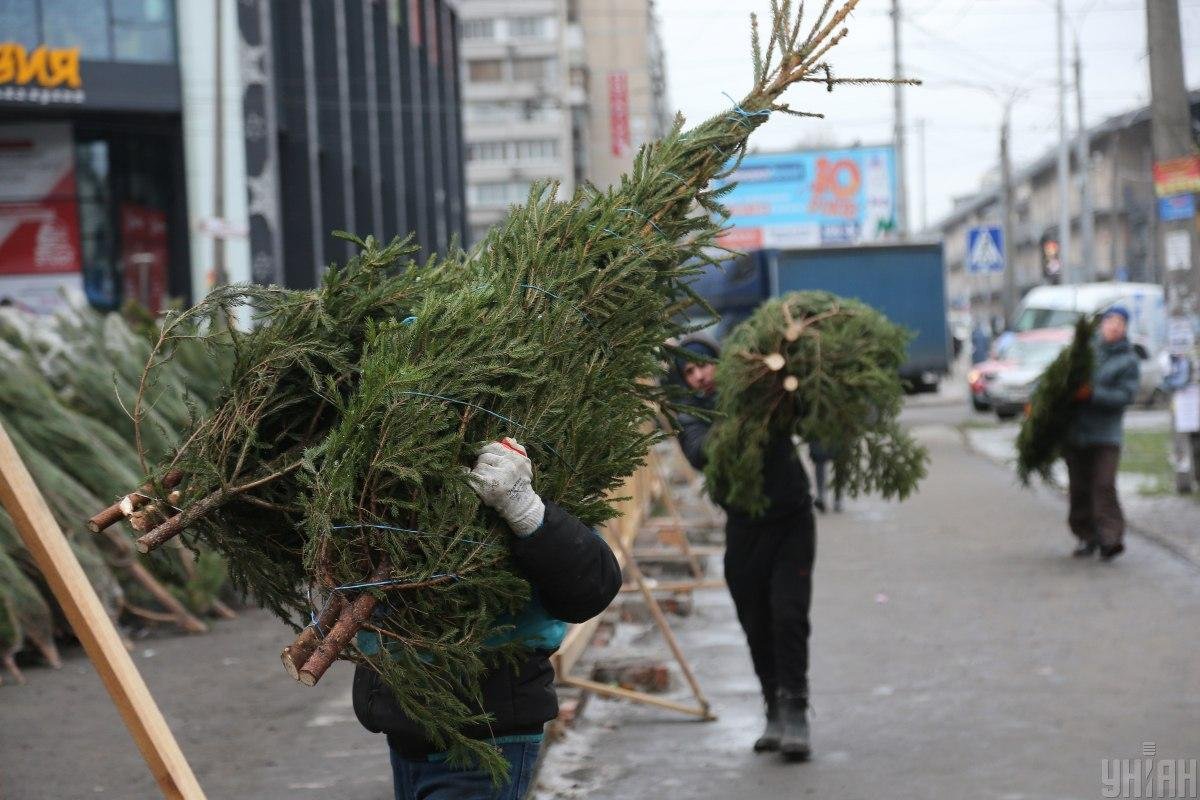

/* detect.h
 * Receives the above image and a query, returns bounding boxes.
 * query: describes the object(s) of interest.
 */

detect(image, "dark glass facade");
[238,0,468,290]
[0,0,177,63]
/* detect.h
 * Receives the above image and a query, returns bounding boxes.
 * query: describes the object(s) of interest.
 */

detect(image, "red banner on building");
[120,203,168,313]
[1153,155,1200,198]
[608,71,631,158]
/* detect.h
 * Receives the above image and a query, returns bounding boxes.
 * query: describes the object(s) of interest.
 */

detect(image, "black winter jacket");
[352,501,622,756]
[677,391,811,526]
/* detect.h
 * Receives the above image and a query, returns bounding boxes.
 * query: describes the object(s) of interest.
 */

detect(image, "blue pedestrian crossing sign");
[966,226,1005,274]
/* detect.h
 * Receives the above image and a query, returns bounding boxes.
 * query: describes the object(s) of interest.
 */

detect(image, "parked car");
[966,333,1018,412]
[987,324,1166,420]
[988,329,1074,420]
[1014,282,1166,362]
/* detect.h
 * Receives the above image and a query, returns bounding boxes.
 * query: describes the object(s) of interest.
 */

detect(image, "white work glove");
[468,437,545,537]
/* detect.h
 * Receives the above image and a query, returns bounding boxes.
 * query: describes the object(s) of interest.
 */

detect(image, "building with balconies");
[457,0,670,245]
[458,0,578,244]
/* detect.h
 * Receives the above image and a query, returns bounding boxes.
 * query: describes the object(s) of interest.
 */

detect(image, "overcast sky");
[656,0,1200,230]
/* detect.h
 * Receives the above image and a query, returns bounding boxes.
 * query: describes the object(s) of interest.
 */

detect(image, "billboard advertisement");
[715,145,898,250]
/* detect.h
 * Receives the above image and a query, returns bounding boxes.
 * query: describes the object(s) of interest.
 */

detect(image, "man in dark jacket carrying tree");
[673,335,816,762]
[1066,307,1141,562]
[353,437,623,799]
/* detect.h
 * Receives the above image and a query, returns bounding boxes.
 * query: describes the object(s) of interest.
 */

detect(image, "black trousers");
[1064,444,1124,548]
[723,508,817,699]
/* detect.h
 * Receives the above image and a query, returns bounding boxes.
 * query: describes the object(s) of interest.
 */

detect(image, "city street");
[0,1,1198,799]
[535,416,1200,799]
[3,405,1198,798]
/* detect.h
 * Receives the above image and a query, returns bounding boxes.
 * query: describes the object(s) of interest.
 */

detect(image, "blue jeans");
[390,740,541,800]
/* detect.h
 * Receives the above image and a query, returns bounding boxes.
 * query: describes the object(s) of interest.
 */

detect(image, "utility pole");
[1146,0,1200,494]
[1074,39,1095,282]
[892,0,908,239]
[1056,0,1072,283]
[917,117,928,232]
[210,0,227,289]
[1000,106,1017,325]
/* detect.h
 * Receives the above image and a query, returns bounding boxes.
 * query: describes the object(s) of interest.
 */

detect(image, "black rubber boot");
[778,690,811,762]
[752,696,782,752]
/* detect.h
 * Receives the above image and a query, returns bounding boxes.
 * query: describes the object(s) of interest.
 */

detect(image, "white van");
[1013,282,1167,405]
[1015,282,1165,352]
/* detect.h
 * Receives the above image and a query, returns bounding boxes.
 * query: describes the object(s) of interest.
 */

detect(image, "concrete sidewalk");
[534,425,1200,800]
[963,411,1200,567]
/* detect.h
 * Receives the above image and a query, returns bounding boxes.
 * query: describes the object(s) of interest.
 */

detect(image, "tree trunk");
[136,488,229,553]
[281,594,347,680]
[88,470,182,533]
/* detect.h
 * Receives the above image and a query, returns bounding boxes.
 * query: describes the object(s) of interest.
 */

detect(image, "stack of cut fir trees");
[85,0,912,777]
[0,303,235,685]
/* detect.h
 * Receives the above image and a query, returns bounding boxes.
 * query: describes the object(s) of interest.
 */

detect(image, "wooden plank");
[613,536,712,719]
[642,517,722,531]
[550,614,603,678]
[559,675,714,719]
[0,423,207,800]
[552,468,644,680]
[631,545,723,559]
[618,578,726,594]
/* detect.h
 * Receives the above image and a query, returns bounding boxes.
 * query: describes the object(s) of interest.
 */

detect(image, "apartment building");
[577,0,671,190]
[457,0,670,245]
[457,0,577,244]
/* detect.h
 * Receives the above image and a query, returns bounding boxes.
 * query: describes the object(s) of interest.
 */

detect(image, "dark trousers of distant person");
[1065,444,1124,549]
[723,508,817,701]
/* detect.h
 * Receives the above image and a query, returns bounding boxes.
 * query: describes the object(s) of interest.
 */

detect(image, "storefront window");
[0,1,39,49]
[112,0,171,24]
[75,139,119,310]
[42,0,112,60]
[18,0,177,65]
[112,0,176,63]
[73,131,177,312]
[114,25,174,63]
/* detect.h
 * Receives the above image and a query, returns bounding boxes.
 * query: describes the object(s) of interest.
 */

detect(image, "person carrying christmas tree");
[352,437,622,799]
[808,438,843,513]
[1065,307,1140,561]
[673,334,816,761]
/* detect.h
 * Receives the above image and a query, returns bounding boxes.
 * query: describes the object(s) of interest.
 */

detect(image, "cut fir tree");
[704,291,929,517]
[1015,316,1096,484]
[90,0,915,780]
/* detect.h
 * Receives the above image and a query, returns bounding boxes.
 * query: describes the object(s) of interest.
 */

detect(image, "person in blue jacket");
[1065,307,1140,561]
[353,437,622,799]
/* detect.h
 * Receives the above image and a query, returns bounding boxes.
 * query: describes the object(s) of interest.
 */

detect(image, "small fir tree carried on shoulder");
[1015,316,1096,484]
[704,291,929,516]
